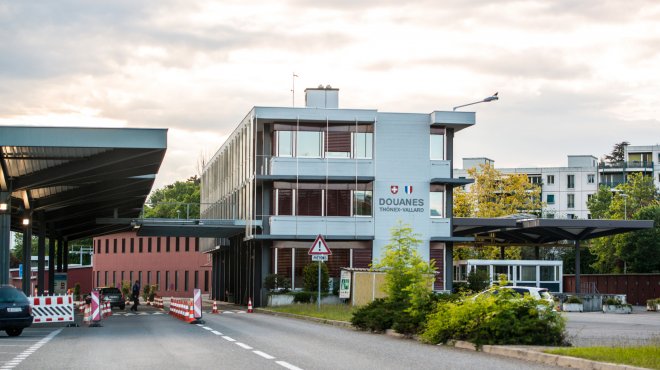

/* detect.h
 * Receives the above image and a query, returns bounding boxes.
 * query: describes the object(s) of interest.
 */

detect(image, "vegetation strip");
[545,346,660,370]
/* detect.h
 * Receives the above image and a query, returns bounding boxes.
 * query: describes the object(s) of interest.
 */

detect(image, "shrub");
[604,297,623,306]
[565,296,583,304]
[293,291,315,303]
[73,283,81,301]
[142,284,152,301]
[421,287,567,346]
[466,269,491,293]
[264,274,292,293]
[351,299,406,333]
[121,281,131,300]
[302,263,329,293]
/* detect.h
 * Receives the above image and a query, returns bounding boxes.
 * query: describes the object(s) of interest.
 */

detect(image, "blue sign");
[18,264,23,278]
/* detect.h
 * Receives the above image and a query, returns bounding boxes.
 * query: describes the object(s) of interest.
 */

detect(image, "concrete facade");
[201,87,473,306]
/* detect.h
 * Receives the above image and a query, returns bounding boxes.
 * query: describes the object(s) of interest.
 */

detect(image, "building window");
[139,238,143,253]
[276,131,293,157]
[138,271,142,284]
[430,134,444,160]
[194,271,199,289]
[165,271,169,291]
[166,237,171,252]
[157,237,161,253]
[113,239,117,253]
[296,131,322,158]
[587,174,595,184]
[105,240,109,254]
[130,239,134,253]
[195,237,199,252]
[185,237,190,252]
[156,271,160,288]
[567,194,575,208]
[587,214,592,219]
[325,131,351,158]
[353,132,373,159]
[113,271,116,286]
[204,271,209,291]
[430,191,444,218]
[567,213,575,219]
[353,190,372,216]
[528,175,542,185]
[326,190,351,216]
[96,271,100,286]
[147,271,151,285]
[276,189,293,215]
[587,193,593,202]
[176,237,180,252]
[546,213,555,219]
[547,175,554,185]
[184,271,189,292]
[121,271,125,282]
[130,271,134,282]
[547,194,555,204]
[104,271,108,286]
[297,189,322,216]
[175,271,179,291]
[122,239,126,253]
[148,238,152,253]
[567,174,575,189]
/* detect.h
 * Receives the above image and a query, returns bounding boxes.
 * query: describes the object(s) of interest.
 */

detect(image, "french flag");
[404,185,413,194]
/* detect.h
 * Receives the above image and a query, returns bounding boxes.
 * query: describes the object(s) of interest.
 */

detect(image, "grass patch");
[266,303,355,322]
[546,346,660,369]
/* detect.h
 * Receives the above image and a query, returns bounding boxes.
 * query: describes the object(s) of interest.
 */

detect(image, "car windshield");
[0,287,28,303]
[101,288,121,294]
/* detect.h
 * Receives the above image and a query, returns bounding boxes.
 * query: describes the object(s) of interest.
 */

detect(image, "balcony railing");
[268,216,374,238]
[257,155,374,178]
[599,161,654,170]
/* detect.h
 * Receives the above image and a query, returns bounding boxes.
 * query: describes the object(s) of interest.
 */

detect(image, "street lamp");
[453,92,499,111]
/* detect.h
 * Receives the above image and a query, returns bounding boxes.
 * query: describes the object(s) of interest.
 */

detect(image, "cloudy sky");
[1,0,659,190]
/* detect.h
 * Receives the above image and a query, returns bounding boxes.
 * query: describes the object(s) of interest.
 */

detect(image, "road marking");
[0,329,61,369]
[253,350,275,360]
[222,336,236,342]
[211,331,223,335]
[235,342,252,350]
[276,361,303,370]
[202,327,213,331]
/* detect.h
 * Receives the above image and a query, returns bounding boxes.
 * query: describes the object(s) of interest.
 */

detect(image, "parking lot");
[564,307,660,346]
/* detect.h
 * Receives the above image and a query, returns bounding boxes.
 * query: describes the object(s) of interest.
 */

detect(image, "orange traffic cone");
[212,301,218,314]
[247,298,253,313]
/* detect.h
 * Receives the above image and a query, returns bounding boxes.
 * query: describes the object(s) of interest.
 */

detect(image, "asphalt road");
[1,306,563,370]
[564,307,660,346]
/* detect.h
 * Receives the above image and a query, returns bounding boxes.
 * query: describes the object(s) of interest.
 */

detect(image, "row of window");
[274,189,445,218]
[275,131,446,161]
[546,193,593,208]
[96,269,210,292]
[95,237,199,254]
[542,174,595,187]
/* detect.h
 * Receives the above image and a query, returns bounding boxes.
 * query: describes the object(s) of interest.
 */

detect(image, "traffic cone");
[212,301,218,314]
[247,298,253,313]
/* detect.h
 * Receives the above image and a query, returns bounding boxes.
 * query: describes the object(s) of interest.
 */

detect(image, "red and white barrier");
[153,296,164,309]
[102,302,112,318]
[30,295,74,324]
[169,290,202,324]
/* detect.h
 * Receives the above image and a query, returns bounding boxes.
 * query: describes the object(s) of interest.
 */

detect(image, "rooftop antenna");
[291,73,299,107]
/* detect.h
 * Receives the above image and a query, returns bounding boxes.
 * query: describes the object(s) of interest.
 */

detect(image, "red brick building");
[93,231,211,298]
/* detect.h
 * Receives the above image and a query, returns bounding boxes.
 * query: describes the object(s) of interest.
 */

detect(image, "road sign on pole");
[311,255,328,262]
[308,234,331,256]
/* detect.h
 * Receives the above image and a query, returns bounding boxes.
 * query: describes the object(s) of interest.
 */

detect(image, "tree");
[604,141,629,164]
[12,234,38,265]
[143,176,200,219]
[453,163,543,259]
[587,172,659,273]
[373,221,436,312]
[621,205,660,273]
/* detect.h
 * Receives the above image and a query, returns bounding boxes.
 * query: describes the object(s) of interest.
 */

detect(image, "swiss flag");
[390,185,399,194]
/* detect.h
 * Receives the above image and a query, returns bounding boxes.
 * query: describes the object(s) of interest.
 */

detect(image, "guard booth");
[454,259,563,293]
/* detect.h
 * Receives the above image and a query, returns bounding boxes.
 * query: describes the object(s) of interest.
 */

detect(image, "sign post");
[308,234,331,310]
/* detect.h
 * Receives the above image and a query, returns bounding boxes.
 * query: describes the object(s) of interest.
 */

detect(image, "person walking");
[131,280,140,312]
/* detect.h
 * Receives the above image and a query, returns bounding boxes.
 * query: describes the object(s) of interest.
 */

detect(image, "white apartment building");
[454,155,599,220]
[600,144,659,189]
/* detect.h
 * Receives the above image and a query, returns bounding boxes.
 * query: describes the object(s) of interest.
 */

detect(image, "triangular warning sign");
[308,234,332,255]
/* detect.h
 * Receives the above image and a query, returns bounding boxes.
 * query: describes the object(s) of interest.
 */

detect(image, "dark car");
[85,287,125,310]
[0,285,33,337]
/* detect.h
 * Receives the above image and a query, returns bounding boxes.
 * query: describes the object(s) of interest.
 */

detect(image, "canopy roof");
[0,126,167,240]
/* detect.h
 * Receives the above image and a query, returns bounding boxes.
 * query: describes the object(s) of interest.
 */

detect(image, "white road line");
[196,324,204,327]
[276,361,303,370]
[1,329,62,369]
[253,350,275,360]
[211,331,223,335]
[235,342,252,350]
[202,327,213,331]
[222,336,236,342]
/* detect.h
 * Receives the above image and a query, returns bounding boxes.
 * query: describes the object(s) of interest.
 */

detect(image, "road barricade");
[102,302,112,318]
[30,295,74,324]
[169,289,202,324]
[153,296,164,309]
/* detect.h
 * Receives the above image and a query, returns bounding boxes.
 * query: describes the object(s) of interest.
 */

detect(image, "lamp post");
[453,92,499,111]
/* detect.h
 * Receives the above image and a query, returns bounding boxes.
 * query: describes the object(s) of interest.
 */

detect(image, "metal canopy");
[97,218,261,239]
[0,126,167,240]
[453,217,654,245]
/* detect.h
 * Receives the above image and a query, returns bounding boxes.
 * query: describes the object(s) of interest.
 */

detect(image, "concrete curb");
[451,341,649,370]
[254,308,354,329]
